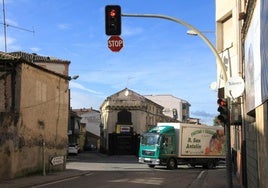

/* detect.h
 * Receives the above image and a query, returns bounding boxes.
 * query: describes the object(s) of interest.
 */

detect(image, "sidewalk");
[0,169,89,188]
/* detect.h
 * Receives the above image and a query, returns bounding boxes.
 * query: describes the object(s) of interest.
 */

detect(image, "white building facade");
[144,94,190,122]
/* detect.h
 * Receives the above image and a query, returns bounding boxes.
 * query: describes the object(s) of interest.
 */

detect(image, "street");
[0,151,240,188]
[32,170,202,188]
[31,151,218,188]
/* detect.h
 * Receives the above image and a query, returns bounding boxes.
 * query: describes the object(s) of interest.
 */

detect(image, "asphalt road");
[32,169,203,188]
[0,151,235,188]
[31,151,206,188]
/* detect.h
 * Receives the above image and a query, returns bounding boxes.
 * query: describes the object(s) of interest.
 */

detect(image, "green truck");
[139,123,225,169]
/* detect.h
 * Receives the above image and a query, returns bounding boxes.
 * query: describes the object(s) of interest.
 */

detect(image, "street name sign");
[50,156,64,166]
[225,76,245,99]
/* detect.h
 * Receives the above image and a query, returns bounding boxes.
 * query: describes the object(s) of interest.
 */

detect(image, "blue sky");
[1,0,218,125]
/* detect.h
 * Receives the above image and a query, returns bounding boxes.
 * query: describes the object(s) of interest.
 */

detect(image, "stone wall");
[0,62,69,179]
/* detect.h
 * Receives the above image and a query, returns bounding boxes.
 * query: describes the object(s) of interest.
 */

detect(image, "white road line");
[31,173,93,188]
[197,170,206,179]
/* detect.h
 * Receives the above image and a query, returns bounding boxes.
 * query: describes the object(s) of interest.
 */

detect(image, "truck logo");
[142,150,155,156]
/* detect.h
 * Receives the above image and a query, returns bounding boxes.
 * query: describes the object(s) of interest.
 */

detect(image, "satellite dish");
[225,76,245,99]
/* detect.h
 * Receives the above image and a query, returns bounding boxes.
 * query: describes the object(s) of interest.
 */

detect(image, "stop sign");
[108,36,123,52]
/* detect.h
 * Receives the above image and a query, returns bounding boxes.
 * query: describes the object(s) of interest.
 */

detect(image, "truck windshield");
[141,133,160,146]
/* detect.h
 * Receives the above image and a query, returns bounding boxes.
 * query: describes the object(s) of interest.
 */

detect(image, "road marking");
[84,172,93,176]
[108,177,164,185]
[31,177,79,188]
[31,173,93,188]
[197,170,206,179]
[188,170,207,187]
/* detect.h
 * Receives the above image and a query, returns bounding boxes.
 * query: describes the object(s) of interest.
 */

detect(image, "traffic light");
[105,5,121,36]
[217,98,229,125]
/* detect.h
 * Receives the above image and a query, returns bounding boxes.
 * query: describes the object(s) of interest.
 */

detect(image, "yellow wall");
[0,63,69,179]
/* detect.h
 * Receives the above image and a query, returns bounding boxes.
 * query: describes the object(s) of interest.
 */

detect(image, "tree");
[213,116,221,126]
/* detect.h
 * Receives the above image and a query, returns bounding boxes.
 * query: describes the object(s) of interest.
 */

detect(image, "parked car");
[68,144,78,155]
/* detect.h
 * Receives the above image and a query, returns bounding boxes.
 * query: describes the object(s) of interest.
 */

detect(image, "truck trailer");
[139,123,225,169]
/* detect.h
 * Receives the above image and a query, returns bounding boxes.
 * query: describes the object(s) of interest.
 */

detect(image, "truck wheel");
[148,164,155,168]
[167,158,177,170]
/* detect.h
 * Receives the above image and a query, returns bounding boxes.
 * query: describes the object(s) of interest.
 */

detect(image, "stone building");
[68,110,82,147]
[8,51,69,75]
[0,51,70,179]
[100,88,178,155]
[73,108,100,151]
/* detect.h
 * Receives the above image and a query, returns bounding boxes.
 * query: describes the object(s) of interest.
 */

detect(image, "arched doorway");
[109,109,139,155]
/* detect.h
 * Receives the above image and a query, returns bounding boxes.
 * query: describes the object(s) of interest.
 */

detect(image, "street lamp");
[68,75,79,81]
[186,30,214,36]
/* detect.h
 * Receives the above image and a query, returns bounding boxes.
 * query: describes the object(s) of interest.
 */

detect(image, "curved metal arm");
[122,13,227,82]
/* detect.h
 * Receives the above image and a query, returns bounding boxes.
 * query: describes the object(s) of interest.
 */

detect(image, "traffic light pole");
[225,97,233,188]
[122,13,232,187]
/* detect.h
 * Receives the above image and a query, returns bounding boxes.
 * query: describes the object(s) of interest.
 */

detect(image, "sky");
[0,0,218,125]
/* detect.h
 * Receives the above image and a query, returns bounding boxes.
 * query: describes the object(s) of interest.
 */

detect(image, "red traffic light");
[105,5,121,36]
[110,9,117,17]
[217,98,227,106]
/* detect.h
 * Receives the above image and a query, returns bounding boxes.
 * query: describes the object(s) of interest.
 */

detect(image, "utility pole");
[1,0,35,52]
[2,0,7,52]
[225,112,233,188]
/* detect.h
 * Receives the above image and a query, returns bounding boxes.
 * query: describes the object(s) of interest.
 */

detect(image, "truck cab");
[139,126,178,169]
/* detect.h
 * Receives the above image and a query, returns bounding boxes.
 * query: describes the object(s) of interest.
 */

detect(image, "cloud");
[191,110,216,118]
[70,82,103,95]
[190,110,216,125]
[70,90,103,110]
[57,23,71,30]
[122,26,144,36]
[0,36,21,51]
[30,47,41,52]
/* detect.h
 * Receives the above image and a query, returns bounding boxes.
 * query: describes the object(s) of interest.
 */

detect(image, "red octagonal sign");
[108,36,123,52]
